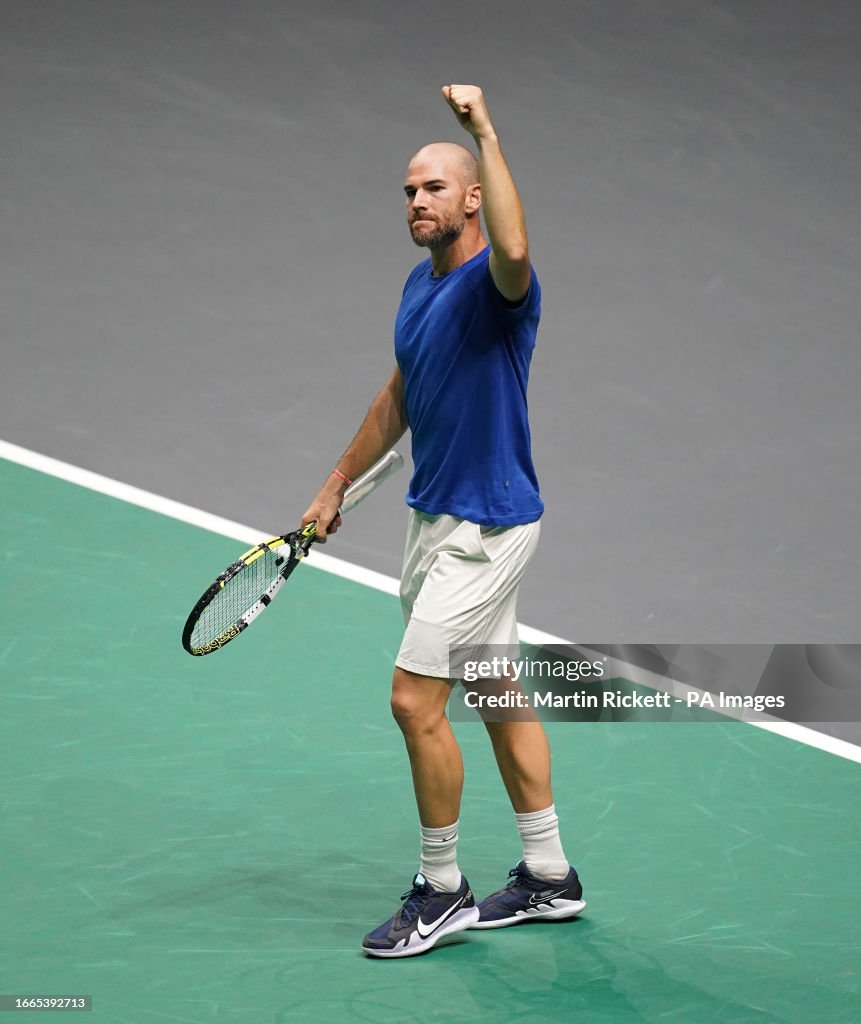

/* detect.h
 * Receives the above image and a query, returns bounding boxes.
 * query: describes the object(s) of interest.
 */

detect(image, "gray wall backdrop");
[3,0,860,645]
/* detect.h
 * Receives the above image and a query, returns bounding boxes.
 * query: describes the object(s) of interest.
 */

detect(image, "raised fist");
[442,84,495,140]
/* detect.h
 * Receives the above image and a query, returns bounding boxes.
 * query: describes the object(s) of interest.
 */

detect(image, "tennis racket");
[182,450,404,656]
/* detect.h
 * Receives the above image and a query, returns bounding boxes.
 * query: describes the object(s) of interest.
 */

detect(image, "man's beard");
[410,212,465,249]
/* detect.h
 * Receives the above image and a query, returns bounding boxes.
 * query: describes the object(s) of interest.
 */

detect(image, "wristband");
[332,468,352,488]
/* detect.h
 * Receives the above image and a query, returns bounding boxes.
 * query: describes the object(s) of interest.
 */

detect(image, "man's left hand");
[442,84,496,141]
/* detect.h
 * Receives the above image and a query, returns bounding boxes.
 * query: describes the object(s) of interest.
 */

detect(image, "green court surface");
[1,457,859,1023]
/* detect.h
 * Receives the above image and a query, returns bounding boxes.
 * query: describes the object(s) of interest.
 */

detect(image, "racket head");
[182,523,317,655]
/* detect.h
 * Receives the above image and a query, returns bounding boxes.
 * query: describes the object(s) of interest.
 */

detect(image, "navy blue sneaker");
[362,872,480,958]
[470,861,586,929]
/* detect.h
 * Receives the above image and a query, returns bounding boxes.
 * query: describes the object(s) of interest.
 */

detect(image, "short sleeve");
[484,262,541,320]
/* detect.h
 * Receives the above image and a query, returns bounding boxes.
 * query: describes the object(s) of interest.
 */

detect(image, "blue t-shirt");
[394,245,544,526]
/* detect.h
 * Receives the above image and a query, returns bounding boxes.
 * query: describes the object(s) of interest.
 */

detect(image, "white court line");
[2,437,859,766]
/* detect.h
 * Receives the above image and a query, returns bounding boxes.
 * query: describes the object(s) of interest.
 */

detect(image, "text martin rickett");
[463,690,673,710]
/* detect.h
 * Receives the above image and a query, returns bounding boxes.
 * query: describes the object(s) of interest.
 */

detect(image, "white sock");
[419,821,462,892]
[516,804,570,881]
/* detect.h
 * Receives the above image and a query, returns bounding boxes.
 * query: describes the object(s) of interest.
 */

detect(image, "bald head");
[408,142,479,187]
[404,141,483,254]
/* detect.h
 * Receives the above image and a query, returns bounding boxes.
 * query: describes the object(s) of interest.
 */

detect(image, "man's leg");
[483,717,552,814]
[469,705,584,929]
[391,666,462,825]
[483,715,568,880]
[391,666,463,891]
[361,666,479,957]
[468,719,585,928]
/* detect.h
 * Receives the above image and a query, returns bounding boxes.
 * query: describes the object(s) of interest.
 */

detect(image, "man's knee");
[390,666,450,736]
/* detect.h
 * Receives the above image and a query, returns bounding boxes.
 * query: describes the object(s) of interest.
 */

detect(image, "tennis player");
[302,84,585,958]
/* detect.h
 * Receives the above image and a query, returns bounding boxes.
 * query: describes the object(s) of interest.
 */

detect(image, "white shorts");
[395,509,541,679]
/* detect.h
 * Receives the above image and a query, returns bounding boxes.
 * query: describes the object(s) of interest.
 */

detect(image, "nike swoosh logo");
[528,888,568,906]
[416,895,466,938]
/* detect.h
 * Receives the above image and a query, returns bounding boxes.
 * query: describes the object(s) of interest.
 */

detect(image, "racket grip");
[340,450,404,515]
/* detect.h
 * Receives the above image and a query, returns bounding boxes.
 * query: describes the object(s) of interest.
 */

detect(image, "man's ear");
[465,182,482,214]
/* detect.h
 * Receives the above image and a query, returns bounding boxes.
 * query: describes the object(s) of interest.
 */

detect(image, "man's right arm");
[301,365,407,540]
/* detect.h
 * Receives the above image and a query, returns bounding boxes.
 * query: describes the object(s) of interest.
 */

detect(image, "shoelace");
[396,880,433,926]
[505,865,527,889]
[483,865,527,900]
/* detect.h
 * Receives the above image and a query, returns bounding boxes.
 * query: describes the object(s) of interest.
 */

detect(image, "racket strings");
[191,547,285,646]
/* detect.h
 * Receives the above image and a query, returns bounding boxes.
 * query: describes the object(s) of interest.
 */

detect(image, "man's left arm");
[442,84,531,303]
